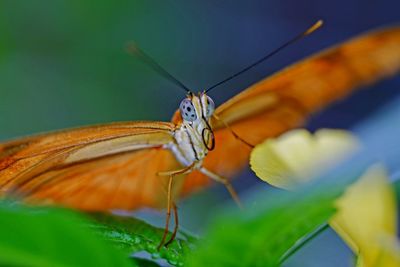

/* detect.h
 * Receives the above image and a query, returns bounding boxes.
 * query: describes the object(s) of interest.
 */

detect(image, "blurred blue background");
[0,1,399,266]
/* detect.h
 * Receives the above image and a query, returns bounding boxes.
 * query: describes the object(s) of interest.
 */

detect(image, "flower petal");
[250,129,359,189]
[330,165,397,267]
[374,235,400,267]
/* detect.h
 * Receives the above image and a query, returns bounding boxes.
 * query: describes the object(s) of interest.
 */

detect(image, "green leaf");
[90,213,197,267]
[0,203,135,267]
[185,189,337,267]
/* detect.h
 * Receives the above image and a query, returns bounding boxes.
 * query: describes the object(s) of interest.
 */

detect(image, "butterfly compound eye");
[205,96,215,117]
[180,99,197,122]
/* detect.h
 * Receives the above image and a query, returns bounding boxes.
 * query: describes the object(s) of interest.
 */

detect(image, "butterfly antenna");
[206,20,323,93]
[126,42,192,94]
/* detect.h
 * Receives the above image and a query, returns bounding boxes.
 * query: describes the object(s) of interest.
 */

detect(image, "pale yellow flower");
[250,129,360,189]
[331,165,398,267]
[250,129,400,267]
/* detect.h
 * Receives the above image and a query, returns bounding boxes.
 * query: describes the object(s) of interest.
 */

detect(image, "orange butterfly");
[1,21,400,247]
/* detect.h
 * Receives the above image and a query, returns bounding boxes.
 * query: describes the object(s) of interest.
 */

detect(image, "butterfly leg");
[157,164,195,250]
[165,203,178,247]
[200,167,243,209]
[157,162,196,177]
[157,174,174,250]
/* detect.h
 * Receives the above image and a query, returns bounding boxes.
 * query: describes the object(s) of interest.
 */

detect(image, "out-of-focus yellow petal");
[330,165,397,267]
[374,235,400,267]
[250,129,360,189]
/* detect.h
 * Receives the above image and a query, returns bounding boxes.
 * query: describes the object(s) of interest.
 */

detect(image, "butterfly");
[0,21,399,248]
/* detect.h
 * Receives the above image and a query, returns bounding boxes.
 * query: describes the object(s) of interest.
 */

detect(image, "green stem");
[279,222,330,265]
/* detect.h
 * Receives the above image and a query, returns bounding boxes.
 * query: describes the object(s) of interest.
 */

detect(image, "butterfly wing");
[179,26,400,195]
[0,121,183,210]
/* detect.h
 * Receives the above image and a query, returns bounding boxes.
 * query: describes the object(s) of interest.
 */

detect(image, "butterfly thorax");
[166,92,215,168]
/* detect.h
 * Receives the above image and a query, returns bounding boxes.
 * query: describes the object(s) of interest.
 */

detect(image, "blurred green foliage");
[185,189,336,267]
[0,203,135,267]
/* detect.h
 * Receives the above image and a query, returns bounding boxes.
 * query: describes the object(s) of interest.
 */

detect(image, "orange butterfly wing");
[179,26,400,195]
[0,122,183,210]
[2,26,400,209]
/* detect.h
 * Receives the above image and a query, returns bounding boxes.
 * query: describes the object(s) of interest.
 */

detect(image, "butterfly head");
[179,92,215,123]
[179,92,215,150]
